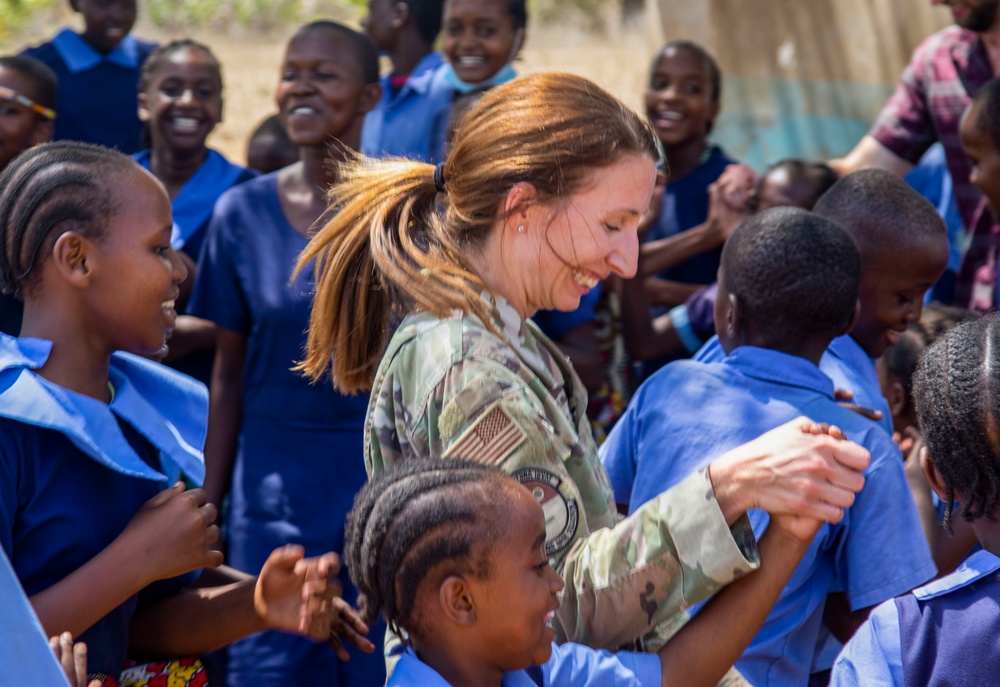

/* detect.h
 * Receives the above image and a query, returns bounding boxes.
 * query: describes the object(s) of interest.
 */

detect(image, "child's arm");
[202,327,247,510]
[30,483,223,638]
[127,545,374,660]
[657,513,820,687]
[829,136,913,178]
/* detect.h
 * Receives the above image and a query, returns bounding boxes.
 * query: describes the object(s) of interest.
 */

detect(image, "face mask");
[442,62,518,94]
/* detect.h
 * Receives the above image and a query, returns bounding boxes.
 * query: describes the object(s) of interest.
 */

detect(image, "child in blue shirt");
[345,457,842,687]
[0,141,367,685]
[602,207,936,686]
[699,169,950,438]
[831,314,1000,686]
[20,0,156,153]
[361,0,447,161]
[429,0,526,160]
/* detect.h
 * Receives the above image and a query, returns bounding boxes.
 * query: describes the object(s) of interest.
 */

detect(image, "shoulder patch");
[511,466,580,556]
[443,402,526,465]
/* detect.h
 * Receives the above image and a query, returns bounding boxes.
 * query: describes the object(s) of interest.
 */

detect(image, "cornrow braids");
[913,315,1000,528]
[344,458,512,635]
[0,141,137,298]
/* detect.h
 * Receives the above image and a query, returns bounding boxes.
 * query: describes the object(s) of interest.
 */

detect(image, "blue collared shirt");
[21,28,157,153]
[388,643,661,687]
[600,346,935,686]
[697,334,895,436]
[831,550,1000,687]
[0,547,72,686]
[361,52,451,162]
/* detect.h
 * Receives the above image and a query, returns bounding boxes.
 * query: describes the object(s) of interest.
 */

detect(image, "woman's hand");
[708,417,869,525]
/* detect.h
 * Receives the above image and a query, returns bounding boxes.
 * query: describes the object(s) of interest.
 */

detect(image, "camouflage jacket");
[365,295,760,651]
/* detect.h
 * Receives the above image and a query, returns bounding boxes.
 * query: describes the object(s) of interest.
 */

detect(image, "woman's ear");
[439,575,477,626]
[503,182,537,231]
[51,232,93,287]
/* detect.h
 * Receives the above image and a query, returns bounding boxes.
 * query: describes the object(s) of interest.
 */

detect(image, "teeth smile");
[172,118,199,130]
[657,111,683,121]
[290,106,317,115]
[544,612,555,627]
[572,270,599,289]
[458,56,485,65]
[162,299,176,310]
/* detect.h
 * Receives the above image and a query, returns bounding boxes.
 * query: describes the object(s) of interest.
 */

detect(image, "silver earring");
[517,225,525,233]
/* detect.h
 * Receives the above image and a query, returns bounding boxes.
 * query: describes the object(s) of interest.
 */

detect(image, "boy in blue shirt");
[20,0,156,153]
[699,169,950,439]
[361,0,448,161]
[601,207,936,686]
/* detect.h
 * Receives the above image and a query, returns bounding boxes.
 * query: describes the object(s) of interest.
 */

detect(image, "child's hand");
[768,512,824,544]
[715,163,758,211]
[706,179,747,244]
[117,482,224,584]
[49,632,101,687]
[254,545,375,661]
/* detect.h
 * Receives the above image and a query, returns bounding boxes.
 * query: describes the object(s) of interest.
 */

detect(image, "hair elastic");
[433,163,446,193]
[0,85,56,121]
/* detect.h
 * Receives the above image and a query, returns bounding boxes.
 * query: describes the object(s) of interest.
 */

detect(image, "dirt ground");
[3,12,665,165]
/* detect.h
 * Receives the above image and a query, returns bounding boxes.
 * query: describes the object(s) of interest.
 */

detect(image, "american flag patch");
[444,404,526,465]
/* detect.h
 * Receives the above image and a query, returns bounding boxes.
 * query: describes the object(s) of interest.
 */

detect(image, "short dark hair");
[406,0,447,43]
[0,55,58,115]
[914,315,1000,527]
[971,77,1000,151]
[758,158,838,211]
[0,142,138,298]
[344,458,513,636]
[721,206,861,347]
[298,21,380,85]
[812,168,946,258]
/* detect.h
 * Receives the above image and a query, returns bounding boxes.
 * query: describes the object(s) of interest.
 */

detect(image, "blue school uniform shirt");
[531,287,601,341]
[599,346,935,687]
[0,546,74,686]
[830,549,1000,687]
[361,52,450,162]
[697,334,895,436]
[388,643,661,687]
[21,29,157,153]
[188,173,384,687]
[644,145,734,285]
[134,148,258,259]
[0,334,206,676]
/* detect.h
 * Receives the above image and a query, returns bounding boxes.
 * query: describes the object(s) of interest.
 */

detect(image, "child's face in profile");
[645,47,719,149]
[853,237,949,359]
[443,0,521,85]
[71,0,137,54]
[84,170,186,357]
[0,68,52,171]
[139,47,223,156]
[362,0,398,53]
[462,483,563,672]
[960,100,1000,218]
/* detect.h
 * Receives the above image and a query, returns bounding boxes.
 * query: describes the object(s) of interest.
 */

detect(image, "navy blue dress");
[189,173,385,687]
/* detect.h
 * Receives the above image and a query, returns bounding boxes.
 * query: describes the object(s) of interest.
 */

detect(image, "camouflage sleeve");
[428,360,760,651]
[556,468,760,651]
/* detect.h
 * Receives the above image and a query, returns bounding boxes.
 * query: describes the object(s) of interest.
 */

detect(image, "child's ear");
[358,83,382,116]
[391,1,410,30]
[839,300,860,338]
[510,27,525,60]
[885,378,907,420]
[439,575,477,626]
[725,291,741,340]
[52,232,93,287]
[138,92,151,123]
[919,446,950,503]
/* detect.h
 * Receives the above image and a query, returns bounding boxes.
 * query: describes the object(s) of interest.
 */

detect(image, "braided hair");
[0,141,138,298]
[344,458,514,635]
[913,315,1000,527]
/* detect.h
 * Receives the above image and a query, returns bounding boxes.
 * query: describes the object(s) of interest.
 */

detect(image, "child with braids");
[831,314,1000,686]
[0,141,365,686]
[345,458,842,687]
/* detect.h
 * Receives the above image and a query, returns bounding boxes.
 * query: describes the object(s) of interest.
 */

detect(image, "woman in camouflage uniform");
[295,73,868,679]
